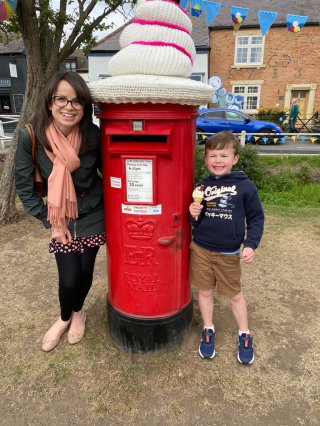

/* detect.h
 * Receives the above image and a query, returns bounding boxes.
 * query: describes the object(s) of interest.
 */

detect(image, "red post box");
[99,102,197,352]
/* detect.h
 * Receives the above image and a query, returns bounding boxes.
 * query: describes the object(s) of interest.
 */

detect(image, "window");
[65,60,77,71]
[235,35,264,66]
[233,85,260,113]
[225,111,245,122]
[203,111,225,120]
[190,73,204,82]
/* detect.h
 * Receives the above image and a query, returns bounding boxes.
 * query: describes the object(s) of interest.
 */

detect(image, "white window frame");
[232,84,261,114]
[234,35,265,67]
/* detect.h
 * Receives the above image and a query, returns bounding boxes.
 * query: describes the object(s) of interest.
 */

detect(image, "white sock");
[204,324,215,332]
[239,329,250,336]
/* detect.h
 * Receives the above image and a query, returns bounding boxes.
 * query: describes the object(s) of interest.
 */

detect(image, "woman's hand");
[52,227,72,244]
[189,202,203,219]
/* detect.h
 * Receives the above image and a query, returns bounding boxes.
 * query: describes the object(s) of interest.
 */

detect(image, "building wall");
[0,55,27,116]
[209,26,320,117]
[88,54,113,82]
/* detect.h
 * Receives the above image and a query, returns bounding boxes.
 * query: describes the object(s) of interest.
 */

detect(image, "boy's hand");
[242,247,255,264]
[189,202,203,219]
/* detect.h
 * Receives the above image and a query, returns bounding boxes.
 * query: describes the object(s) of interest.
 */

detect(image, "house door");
[291,90,308,119]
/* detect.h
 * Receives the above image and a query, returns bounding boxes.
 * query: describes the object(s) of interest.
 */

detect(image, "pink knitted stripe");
[130,40,193,63]
[146,0,189,17]
[132,18,190,35]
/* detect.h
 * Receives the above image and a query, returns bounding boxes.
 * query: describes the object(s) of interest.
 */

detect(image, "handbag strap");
[25,123,37,166]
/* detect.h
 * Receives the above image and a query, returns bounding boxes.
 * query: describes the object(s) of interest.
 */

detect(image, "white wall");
[192,51,209,83]
[88,55,113,83]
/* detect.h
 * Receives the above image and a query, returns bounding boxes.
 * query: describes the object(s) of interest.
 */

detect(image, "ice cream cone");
[192,185,205,220]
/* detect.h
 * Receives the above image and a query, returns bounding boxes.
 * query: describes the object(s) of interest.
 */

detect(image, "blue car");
[196,108,283,143]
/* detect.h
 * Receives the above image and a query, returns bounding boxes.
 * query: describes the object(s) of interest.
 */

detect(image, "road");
[257,138,320,155]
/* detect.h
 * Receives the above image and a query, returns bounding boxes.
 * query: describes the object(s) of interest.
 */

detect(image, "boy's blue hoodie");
[191,171,264,253]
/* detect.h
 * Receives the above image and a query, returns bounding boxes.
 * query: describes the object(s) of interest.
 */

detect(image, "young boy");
[189,131,264,364]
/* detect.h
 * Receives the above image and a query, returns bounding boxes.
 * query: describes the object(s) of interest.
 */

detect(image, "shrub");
[233,145,267,189]
[296,163,312,185]
[254,106,287,124]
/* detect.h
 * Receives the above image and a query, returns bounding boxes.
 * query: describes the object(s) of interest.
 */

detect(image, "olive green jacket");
[15,122,105,238]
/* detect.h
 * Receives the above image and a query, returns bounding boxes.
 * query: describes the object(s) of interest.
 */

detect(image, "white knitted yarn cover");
[89,74,214,106]
[135,0,192,33]
[119,23,196,60]
[108,44,193,77]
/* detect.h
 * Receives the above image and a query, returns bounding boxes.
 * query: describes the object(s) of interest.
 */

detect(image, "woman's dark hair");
[31,71,93,153]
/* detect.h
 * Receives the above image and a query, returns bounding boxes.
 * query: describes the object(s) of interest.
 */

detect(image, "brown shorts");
[189,241,241,297]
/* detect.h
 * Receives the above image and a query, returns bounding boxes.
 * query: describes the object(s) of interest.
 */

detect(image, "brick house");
[208,0,320,121]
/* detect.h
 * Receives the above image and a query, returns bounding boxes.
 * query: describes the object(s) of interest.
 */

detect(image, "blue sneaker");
[237,333,254,364]
[199,328,216,359]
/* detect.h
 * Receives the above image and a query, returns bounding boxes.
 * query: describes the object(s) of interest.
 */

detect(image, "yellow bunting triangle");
[310,137,317,143]
[273,138,278,144]
[201,134,207,141]
[254,136,260,141]
[291,136,297,141]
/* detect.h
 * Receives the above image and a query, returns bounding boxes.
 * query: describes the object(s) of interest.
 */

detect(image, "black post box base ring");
[107,299,193,353]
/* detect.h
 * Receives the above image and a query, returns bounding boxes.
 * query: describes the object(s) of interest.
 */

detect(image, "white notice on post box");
[126,159,153,203]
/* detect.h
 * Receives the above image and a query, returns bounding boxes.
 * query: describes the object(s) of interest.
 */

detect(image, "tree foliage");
[0,0,134,224]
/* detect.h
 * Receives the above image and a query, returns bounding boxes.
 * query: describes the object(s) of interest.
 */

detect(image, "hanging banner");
[0,0,17,21]
[258,10,278,36]
[287,14,308,33]
[231,6,249,31]
[205,1,223,26]
[190,0,204,20]
[180,0,189,10]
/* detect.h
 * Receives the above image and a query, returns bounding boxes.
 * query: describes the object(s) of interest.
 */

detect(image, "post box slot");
[111,135,167,143]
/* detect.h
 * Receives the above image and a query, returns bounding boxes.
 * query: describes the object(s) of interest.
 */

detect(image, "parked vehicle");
[196,108,283,143]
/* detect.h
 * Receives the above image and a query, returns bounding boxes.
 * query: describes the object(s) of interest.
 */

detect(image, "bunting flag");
[299,136,307,141]
[262,137,269,144]
[310,137,318,143]
[254,136,260,142]
[205,1,223,26]
[291,135,297,141]
[0,0,17,21]
[231,6,249,31]
[287,14,308,33]
[273,138,278,144]
[258,10,278,36]
[190,0,204,21]
[180,0,189,10]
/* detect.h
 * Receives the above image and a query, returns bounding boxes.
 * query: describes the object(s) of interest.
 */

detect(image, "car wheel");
[196,128,207,144]
[257,128,274,145]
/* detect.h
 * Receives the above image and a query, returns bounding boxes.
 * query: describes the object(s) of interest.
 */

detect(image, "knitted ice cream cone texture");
[89,0,213,106]
[109,0,195,78]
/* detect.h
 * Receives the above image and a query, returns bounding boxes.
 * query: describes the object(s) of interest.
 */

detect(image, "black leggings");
[55,246,100,321]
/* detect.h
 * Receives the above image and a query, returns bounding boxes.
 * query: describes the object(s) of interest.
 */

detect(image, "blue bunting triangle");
[258,10,278,36]
[205,1,223,26]
[180,0,189,10]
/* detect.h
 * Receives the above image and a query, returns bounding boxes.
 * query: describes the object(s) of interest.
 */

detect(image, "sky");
[50,0,134,42]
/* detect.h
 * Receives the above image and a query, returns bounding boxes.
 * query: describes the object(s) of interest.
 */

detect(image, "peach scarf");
[45,121,81,236]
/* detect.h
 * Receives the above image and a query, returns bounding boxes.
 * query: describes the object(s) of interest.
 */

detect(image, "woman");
[15,71,105,352]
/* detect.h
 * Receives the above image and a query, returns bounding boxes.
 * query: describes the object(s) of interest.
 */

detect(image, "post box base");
[107,299,193,353]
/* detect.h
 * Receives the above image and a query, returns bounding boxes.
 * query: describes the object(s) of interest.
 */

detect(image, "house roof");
[207,0,319,28]
[90,13,209,53]
[0,36,24,55]
[67,49,88,71]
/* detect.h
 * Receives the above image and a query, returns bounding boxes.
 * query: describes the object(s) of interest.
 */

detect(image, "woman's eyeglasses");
[52,96,84,110]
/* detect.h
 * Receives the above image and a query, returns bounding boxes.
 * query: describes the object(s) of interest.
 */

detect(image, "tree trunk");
[0,1,46,224]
